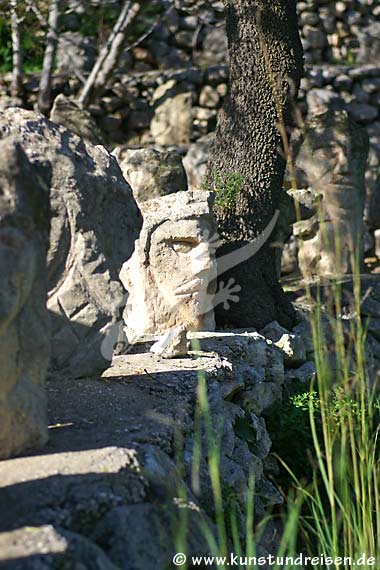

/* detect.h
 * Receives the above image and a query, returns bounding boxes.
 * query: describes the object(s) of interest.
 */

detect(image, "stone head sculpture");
[120,191,217,341]
[291,110,369,278]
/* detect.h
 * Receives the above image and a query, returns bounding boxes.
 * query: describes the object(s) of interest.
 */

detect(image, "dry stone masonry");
[55,0,380,73]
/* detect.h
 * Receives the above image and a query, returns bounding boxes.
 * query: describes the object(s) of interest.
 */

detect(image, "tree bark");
[9,0,23,99]
[207,0,303,330]
[77,1,142,108]
[37,0,60,115]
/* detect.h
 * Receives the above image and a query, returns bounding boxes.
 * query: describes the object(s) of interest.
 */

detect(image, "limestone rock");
[347,103,378,124]
[357,23,380,65]
[0,95,22,110]
[199,85,220,108]
[0,526,119,570]
[284,361,317,393]
[151,92,193,146]
[0,140,50,459]
[303,25,327,49]
[260,321,289,343]
[367,317,380,341]
[198,24,228,66]
[306,88,345,116]
[150,325,189,358]
[364,137,380,231]
[234,383,282,415]
[260,321,307,368]
[120,191,216,341]
[184,374,271,515]
[194,330,285,387]
[366,333,380,361]
[93,503,208,570]
[50,94,103,145]
[0,329,281,563]
[275,334,306,368]
[375,229,380,259]
[56,31,97,76]
[0,108,142,377]
[281,235,299,276]
[117,147,188,203]
[183,133,215,190]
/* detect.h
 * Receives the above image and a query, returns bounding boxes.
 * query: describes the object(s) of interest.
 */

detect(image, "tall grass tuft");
[172,237,380,569]
[275,229,380,568]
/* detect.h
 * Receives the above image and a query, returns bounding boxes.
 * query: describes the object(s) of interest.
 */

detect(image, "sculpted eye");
[171,241,194,254]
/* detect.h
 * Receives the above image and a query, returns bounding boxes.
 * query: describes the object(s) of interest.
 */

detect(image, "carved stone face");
[292,111,368,277]
[295,112,367,220]
[150,219,217,322]
[120,191,217,339]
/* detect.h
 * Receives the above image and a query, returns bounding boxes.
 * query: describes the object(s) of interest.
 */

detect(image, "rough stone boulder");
[116,147,188,203]
[0,139,50,459]
[357,23,380,65]
[198,24,228,66]
[183,133,215,190]
[0,108,142,377]
[56,31,97,77]
[151,88,193,146]
[290,110,369,279]
[120,191,216,342]
[50,94,103,145]
[306,88,345,116]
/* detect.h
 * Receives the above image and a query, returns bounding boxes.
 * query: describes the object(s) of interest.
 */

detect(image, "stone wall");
[143,0,380,68]
[96,64,380,236]
[59,0,380,71]
[297,0,380,65]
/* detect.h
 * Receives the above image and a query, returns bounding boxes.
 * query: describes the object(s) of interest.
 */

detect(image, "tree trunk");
[10,0,23,99]
[37,0,60,115]
[77,1,142,108]
[207,0,303,330]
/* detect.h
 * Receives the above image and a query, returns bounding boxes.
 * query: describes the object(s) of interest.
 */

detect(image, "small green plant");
[332,49,357,66]
[265,390,322,490]
[345,49,357,66]
[203,170,245,209]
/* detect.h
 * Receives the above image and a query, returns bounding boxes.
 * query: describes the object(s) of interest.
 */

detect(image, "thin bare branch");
[124,3,174,54]
[37,0,60,115]
[24,0,47,26]
[78,0,142,107]
[9,0,23,98]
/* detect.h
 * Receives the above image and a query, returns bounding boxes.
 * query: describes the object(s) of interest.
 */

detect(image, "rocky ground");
[0,330,292,570]
[3,267,380,569]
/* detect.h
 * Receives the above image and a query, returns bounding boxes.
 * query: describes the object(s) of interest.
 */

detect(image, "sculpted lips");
[173,278,204,296]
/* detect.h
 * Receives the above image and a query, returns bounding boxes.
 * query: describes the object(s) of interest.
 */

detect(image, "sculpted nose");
[190,243,215,274]
[334,148,349,175]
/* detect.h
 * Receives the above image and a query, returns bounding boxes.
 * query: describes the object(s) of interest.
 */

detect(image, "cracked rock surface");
[0,108,142,378]
[0,139,50,460]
